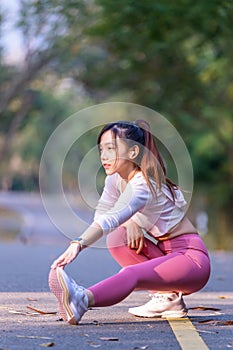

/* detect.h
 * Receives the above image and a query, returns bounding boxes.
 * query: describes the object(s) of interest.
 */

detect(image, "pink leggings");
[88,227,210,307]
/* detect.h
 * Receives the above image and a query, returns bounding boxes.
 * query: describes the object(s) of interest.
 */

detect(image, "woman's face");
[99,130,134,178]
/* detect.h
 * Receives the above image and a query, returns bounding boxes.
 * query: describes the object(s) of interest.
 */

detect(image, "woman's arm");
[95,177,150,234]
[51,223,103,269]
[94,174,120,221]
[51,175,150,269]
[51,175,119,270]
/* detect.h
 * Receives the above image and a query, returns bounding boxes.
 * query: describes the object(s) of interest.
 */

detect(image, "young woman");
[49,120,210,325]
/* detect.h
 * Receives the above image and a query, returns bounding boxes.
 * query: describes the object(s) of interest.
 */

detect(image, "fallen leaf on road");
[87,341,101,348]
[79,333,89,337]
[216,320,233,326]
[198,319,233,326]
[99,337,119,341]
[189,306,221,311]
[27,306,57,315]
[198,319,215,324]
[26,297,38,301]
[40,342,55,347]
[9,310,38,316]
[16,335,53,340]
[196,329,218,334]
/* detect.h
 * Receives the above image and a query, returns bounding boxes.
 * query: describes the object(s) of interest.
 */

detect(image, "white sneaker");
[128,292,187,318]
[49,267,88,325]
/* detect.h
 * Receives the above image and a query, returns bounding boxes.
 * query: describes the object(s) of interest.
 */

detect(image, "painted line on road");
[167,317,209,350]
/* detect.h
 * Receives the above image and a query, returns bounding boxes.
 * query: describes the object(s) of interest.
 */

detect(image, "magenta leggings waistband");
[88,227,211,307]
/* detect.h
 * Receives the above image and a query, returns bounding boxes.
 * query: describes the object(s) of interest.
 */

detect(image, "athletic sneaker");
[48,267,88,325]
[128,292,187,318]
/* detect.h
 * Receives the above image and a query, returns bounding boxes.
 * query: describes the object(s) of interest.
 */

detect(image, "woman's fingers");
[128,236,144,252]
[136,237,145,254]
[127,235,134,248]
[126,225,146,252]
[51,245,80,269]
[51,257,65,269]
[129,239,135,249]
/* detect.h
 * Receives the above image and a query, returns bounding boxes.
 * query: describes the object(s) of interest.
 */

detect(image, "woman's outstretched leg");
[87,247,210,307]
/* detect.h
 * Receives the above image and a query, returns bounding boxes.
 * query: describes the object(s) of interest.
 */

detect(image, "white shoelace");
[148,293,175,304]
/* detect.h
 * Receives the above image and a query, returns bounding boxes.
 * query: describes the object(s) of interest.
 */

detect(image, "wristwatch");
[70,237,86,250]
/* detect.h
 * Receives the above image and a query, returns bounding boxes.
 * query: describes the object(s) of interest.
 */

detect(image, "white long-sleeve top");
[94,172,187,238]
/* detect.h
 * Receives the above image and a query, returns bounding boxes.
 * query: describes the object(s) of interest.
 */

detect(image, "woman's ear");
[128,145,140,159]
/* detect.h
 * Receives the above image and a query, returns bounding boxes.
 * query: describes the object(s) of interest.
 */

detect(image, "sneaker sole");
[128,309,188,318]
[48,268,68,322]
[56,268,78,325]
[48,268,77,325]
[161,310,188,318]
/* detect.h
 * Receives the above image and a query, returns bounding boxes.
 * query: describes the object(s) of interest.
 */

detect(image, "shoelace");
[148,293,174,304]
[70,276,85,292]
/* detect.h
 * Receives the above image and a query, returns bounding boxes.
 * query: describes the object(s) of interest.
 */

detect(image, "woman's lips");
[103,163,111,169]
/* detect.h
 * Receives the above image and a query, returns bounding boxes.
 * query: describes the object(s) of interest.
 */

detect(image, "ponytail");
[135,119,177,199]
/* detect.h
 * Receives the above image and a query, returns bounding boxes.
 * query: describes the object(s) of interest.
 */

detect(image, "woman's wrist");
[70,224,103,250]
[70,238,86,250]
[121,219,132,229]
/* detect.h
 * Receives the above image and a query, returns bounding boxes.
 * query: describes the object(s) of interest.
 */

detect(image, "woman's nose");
[101,150,108,160]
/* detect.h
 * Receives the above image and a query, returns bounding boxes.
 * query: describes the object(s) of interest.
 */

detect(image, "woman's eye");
[99,145,115,153]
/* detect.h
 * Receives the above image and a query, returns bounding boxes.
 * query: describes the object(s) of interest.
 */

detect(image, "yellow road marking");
[167,318,209,350]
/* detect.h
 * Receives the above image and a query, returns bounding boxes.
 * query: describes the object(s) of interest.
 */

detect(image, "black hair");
[97,120,177,199]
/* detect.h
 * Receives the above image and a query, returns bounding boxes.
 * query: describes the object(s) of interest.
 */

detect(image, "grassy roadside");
[0,206,22,241]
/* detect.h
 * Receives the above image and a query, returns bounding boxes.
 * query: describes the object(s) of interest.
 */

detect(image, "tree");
[0,0,232,247]
[0,0,93,188]
[79,0,233,246]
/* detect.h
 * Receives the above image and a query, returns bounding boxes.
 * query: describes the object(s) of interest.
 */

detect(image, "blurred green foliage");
[0,0,232,248]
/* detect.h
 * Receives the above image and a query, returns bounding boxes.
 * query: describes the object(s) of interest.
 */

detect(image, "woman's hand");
[51,243,81,269]
[123,220,146,254]
[51,224,103,269]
